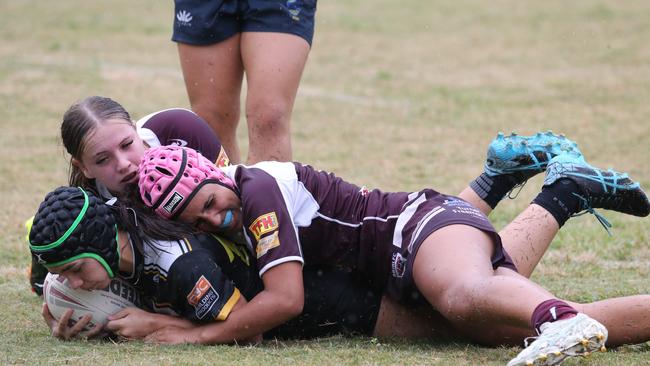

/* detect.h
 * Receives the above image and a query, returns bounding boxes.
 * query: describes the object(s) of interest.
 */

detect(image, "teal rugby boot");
[485,131,583,184]
[544,154,650,233]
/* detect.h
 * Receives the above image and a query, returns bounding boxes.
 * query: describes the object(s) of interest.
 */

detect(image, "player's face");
[178,183,242,233]
[48,258,111,290]
[74,119,145,196]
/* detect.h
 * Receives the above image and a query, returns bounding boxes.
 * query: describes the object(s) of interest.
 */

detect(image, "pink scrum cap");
[138,146,236,219]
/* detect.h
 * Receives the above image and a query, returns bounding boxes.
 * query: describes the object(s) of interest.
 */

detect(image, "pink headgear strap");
[138,146,236,219]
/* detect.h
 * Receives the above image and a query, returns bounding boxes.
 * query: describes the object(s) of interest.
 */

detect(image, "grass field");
[1,1,649,364]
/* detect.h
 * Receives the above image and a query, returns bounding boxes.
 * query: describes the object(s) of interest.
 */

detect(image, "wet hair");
[115,185,195,249]
[61,96,133,190]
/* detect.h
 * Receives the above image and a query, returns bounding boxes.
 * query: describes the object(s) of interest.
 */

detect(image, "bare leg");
[372,294,458,339]
[497,204,559,277]
[458,186,493,216]
[412,225,556,345]
[570,297,650,346]
[372,293,535,345]
[177,36,244,163]
[240,32,310,164]
[459,186,559,278]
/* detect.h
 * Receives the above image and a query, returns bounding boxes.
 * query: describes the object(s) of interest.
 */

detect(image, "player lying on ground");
[39,95,649,364]
[29,96,230,295]
[30,186,390,342]
[136,137,649,366]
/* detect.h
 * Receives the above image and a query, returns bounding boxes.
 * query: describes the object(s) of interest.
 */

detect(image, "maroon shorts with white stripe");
[386,189,517,304]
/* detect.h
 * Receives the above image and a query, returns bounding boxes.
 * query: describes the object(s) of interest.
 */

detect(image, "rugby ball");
[43,273,140,335]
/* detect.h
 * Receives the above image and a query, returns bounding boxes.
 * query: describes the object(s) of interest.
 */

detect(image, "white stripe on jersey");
[407,205,446,253]
[143,238,191,277]
[315,212,400,228]
[392,191,427,248]
[259,256,305,277]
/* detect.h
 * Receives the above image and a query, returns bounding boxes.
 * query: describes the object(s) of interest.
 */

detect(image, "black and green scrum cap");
[28,186,120,278]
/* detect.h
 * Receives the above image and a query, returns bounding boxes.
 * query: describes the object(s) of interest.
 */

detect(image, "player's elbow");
[273,291,304,320]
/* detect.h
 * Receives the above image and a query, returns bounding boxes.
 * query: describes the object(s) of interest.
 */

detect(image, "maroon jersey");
[137,108,229,167]
[223,162,514,302]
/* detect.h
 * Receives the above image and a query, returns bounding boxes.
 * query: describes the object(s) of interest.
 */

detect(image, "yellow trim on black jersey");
[215,287,241,321]
[182,237,193,252]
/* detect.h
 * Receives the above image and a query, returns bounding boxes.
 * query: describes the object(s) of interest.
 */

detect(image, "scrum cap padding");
[138,146,236,219]
[29,186,120,278]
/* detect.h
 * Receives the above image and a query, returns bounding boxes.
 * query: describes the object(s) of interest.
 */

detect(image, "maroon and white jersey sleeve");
[136,108,229,167]
[223,162,320,276]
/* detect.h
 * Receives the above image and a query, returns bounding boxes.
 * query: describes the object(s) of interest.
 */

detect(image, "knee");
[246,101,291,135]
[432,282,482,322]
[192,102,240,129]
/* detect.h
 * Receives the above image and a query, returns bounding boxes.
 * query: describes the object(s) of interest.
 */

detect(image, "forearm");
[147,313,196,332]
[194,290,301,344]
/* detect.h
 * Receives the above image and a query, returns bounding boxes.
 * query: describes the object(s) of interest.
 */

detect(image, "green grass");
[1,0,649,364]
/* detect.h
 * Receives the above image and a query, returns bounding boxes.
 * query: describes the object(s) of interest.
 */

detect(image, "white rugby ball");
[43,272,139,334]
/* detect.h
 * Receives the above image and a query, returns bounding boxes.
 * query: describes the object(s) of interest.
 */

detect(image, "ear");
[72,157,95,179]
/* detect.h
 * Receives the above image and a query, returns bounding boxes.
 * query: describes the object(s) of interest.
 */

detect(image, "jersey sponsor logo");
[215,146,230,167]
[256,231,280,258]
[391,252,406,278]
[167,138,188,147]
[100,279,142,307]
[176,10,193,25]
[162,192,184,214]
[249,212,279,241]
[187,275,220,319]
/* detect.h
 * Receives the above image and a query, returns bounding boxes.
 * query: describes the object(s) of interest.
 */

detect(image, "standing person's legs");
[177,37,245,163]
[240,32,310,163]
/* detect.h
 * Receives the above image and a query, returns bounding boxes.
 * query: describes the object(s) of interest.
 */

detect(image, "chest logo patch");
[187,275,220,319]
[249,212,278,241]
[256,231,280,258]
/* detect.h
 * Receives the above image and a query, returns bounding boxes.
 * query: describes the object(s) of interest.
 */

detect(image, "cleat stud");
[554,351,562,356]
[539,354,547,361]
[600,346,607,352]
[497,132,504,139]
[581,339,589,347]
[597,333,605,341]
[584,351,591,357]
[525,361,533,366]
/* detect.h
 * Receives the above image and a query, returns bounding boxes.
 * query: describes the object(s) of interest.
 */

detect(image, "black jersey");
[123,231,381,337]
[126,232,259,322]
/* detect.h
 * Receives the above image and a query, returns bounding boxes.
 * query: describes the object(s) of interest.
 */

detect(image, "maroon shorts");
[386,190,516,304]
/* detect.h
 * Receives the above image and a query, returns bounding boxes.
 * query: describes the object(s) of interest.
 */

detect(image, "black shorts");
[265,269,381,339]
[386,190,517,305]
[172,0,317,46]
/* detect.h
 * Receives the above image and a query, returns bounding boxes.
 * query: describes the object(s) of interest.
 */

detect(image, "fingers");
[41,303,56,329]
[81,321,105,339]
[107,308,130,321]
[51,311,93,340]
